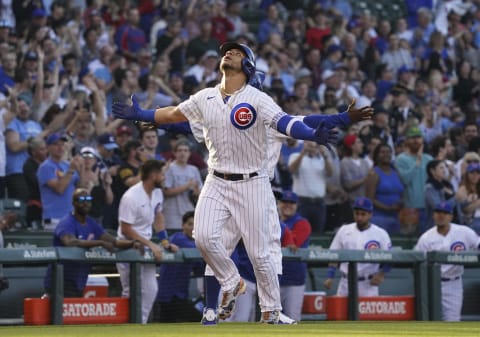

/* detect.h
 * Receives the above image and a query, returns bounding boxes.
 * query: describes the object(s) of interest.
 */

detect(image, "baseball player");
[414,201,480,321]
[323,197,392,296]
[113,42,373,323]
[116,159,179,324]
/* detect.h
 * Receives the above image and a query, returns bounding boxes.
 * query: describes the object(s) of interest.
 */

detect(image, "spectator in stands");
[43,188,141,298]
[414,201,480,321]
[116,7,147,62]
[135,74,175,110]
[305,8,330,51]
[323,197,392,296]
[418,101,443,144]
[340,134,370,207]
[116,159,178,324]
[79,146,113,224]
[387,84,421,140]
[257,3,283,45]
[5,92,48,201]
[211,0,234,45]
[424,159,457,231]
[155,18,186,73]
[0,88,18,199]
[380,33,415,75]
[184,50,220,89]
[395,126,433,234]
[278,191,311,322]
[154,210,204,322]
[454,123,478,161]
[288,141,332,234]
[37,133,84,230]
[429,135,457,190]
[23,137,47,228]
[365,143,404,234]
[114,126,133,150]
[163,139,202,232]
[455,163,480,234]
[225,0,245,40]
[186,20,219,66]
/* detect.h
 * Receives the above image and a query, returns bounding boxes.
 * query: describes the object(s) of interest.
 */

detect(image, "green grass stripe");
[0,321,479,337]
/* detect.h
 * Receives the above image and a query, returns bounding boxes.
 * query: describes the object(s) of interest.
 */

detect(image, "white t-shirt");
[117,181,164,240]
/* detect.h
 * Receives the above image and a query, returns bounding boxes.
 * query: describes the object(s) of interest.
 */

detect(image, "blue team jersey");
[6,118,42,175]
[156,232,203,302]
[44,213,105,292]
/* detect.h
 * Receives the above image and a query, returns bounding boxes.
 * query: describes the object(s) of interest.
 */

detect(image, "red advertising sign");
[24,297,129,325]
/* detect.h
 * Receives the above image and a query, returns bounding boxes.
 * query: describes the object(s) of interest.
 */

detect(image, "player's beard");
[356,220,370,231]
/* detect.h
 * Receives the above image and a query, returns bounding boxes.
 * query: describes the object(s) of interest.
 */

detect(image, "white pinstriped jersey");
[178,84,286,174]
[329,222,392,277]
[415,224,480,278]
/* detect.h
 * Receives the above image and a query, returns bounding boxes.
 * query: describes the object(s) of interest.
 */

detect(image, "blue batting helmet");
[220,42,256,81]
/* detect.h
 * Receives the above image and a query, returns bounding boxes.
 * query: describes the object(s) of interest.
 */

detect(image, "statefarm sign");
[24,297,129,325]
[326,296,415,320]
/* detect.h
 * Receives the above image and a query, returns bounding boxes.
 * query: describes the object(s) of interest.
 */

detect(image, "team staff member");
[323,197,392,296]
[155,211,204,322]
[278,191,311,322]
[415,201,480,321]
[43,188,141,297]
[116,159,179,324]
[113,42,373,323]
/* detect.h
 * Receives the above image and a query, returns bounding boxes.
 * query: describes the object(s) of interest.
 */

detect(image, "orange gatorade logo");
[230,103,257,130]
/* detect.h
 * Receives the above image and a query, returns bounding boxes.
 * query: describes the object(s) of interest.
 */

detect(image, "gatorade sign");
[326,296,415,320]
[302,291,326,314]
[24,297,129,325]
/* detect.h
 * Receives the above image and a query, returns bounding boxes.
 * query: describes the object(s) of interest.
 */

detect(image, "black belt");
[213,170,258,181]
[441,276,460,282]
[298,196,323,203]
[342,273,374,281]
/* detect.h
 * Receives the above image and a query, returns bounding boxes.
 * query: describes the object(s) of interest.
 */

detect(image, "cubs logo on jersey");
[364,240,380,250]
[230,103,257,130]
[450,241,466,251]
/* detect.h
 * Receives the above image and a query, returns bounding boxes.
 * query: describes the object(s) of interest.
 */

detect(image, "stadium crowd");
[1,0,480,323]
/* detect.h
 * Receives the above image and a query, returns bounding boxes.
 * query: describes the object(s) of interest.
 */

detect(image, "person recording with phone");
[78,146,114,224]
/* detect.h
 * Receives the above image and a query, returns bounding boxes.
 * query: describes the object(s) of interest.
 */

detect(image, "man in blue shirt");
[43,188,141,297]
[37,133,81,230]
[154,211,204,322]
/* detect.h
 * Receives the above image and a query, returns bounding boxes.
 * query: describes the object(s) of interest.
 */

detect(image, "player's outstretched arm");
[303,99,374,129]
[112,95,187,124]
[277,115,338,148]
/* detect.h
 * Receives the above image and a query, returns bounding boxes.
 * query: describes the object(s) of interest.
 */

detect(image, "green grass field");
[1,322,480,337]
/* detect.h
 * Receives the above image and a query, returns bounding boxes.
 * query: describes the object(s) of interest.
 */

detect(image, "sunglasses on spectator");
[76,195,93,202]
[81,153,96,158]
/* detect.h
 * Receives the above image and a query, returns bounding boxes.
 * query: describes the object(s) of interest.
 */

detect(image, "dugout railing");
[0,247,431,324]
[426,251,480,321]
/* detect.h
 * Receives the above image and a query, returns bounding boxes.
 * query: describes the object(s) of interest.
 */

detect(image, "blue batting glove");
[313,121,338,145]
[112,95,156,122]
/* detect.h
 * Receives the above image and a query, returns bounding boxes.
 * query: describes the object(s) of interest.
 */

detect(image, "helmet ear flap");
[241,57,256,82]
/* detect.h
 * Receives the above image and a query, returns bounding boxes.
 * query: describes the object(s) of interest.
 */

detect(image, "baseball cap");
[353,197,373,212]
[80,146,98,158]
[397,65,413,76]
[405,126,423,138]
[202,50,219,60]
[326,44,342,55]
[466,163,480,173]
[343,134,357,149]
[280,190,298,203]
[433,201,453,214]
[32,8,47,18]
[296,67,312,79]
[46,132,68,145]
[116,125,133,136]
[25,51,38,61]
[97,133,118,150]
[322,69,336,81]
